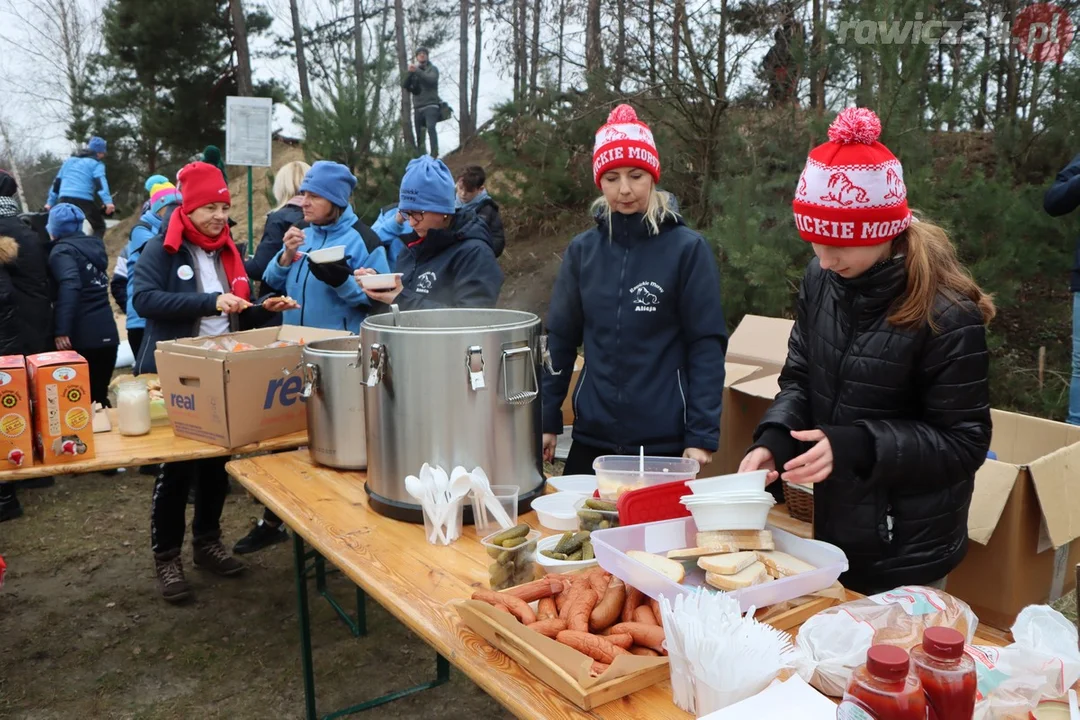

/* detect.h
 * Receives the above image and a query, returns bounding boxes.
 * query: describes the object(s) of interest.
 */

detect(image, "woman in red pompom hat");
[541,104,728,474]
[740,107,996,594]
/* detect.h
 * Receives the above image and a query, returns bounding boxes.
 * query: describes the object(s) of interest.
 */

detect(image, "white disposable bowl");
[530,492,585,531]
[687,499,774,531]
[535,534,599,573]
[687,470,768,495]
[307,245,346,263]
[547,475,598,494]
[358,273,404,290]
[681,490,775,504]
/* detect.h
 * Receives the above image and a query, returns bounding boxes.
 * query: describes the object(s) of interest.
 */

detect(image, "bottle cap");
[866,645,911,682]
[923,626,965,660]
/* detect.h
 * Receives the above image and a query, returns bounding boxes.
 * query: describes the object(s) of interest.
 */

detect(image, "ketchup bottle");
[838,645,927,720]
[910,626,977,720]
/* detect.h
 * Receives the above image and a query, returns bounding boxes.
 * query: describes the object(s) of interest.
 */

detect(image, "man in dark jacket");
[45,136,114,238]
[456,166,506,258]
[402,48,441,158]
[1044,152,1080,425]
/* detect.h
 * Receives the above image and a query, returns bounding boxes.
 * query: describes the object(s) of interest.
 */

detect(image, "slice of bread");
[626,550,685,583]
[666,544,739,561]
[756,550,816,578]
[697,529,775,551]
[704,562,771,591]
[697,551,759,575]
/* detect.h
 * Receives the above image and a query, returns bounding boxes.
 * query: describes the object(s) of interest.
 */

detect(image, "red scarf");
[164,211,250,301]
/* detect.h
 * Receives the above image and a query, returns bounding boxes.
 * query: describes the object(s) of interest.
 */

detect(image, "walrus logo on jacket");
[416,271,437,294]
[630,282,663,312]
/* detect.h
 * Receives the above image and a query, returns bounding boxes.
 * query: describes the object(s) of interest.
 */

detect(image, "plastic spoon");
[444,472,473,539]
[471,467,514,529]
[410,469,448,544]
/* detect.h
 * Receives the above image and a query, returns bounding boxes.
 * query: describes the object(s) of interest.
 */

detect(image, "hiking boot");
[154,550,193,603]
[193,536,246,577]
[0,491,23,522]
[233,520,288,555]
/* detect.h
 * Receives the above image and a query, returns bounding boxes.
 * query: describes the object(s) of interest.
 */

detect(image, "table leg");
[293,533,319,720]
[311,550,365,638]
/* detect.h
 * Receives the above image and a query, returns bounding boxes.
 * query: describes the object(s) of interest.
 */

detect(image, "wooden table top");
[226,450,1009,719]
[0,411,307,482]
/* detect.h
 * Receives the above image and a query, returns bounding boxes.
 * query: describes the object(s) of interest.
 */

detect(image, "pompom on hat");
[592,104,661,188]
[792,107,912,247]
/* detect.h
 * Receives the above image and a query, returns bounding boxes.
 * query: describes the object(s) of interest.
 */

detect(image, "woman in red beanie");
[740,107,995,595]
[132,161,294,604]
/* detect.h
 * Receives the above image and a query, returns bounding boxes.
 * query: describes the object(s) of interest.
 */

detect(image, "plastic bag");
[794,586,978,697]
[972,605,1080,719]
[264,340,298,349]
[197,340,225,351]
[219,337,257,352]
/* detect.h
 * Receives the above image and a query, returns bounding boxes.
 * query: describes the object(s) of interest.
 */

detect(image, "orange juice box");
[0,355,33,469]
[25,351,95,465]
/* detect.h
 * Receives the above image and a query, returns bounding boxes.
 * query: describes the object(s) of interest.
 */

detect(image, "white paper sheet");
[698,675,836,719]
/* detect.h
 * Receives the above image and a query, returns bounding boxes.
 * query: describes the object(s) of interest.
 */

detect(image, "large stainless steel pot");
[301,337,366,470]
[362,308,545,522]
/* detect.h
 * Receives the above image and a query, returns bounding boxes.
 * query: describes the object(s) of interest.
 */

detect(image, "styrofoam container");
[546,474,598,494]
[535,534,599,573]
[686,498,773,531]
[593,455,700,501]
[590,517,849,612]
[530,491,586,531]
[358,273,404,290]
[687,470,768,495]
[307,245,346,263]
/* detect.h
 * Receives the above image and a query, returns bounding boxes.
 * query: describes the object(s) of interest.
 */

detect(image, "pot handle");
[300,363,319,398]
[366,343,386,387]
[501,346,538,406]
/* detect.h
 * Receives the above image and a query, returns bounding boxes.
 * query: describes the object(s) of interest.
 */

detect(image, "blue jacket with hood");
[48,232,120,350]
[119,209,162,330]
[394,209,503,310]
[371,204,409,266]
[541,210,728,454]
[262,204,389,332]
[47,150,113,206]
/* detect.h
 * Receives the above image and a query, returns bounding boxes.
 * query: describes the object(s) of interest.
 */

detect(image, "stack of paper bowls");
[680,470,775,531]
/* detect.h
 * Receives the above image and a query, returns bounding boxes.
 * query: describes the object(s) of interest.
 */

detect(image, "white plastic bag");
[794,610,876,696]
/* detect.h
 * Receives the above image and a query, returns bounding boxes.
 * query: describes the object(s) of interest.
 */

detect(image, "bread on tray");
[697,551,759,576]
[626,550,685,583]
[705,562,771,591]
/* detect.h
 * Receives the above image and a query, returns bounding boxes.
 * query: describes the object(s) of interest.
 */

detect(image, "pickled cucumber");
[585,498,617,512]
[488,524,530,545]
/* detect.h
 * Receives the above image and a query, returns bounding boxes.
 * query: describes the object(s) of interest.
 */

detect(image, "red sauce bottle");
[910,626,977,720]
[838,645,928,720]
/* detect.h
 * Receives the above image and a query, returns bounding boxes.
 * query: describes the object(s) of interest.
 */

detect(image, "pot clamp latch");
[466,346,486,391]
[366,343,386,387]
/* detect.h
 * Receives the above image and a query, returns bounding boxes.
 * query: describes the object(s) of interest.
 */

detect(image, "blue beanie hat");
[299,161,357,208]
[46,203,86,238]
[398,156,456,215]
[144,174,169,193]
[88,136,107,154]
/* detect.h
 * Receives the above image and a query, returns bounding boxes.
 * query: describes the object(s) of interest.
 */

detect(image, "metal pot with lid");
[301,336,367,470]
[362,307,546,522]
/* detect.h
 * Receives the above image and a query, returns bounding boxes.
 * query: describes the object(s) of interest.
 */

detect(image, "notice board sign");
[225,96,273,167]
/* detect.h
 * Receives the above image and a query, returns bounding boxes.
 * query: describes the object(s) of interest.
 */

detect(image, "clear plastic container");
[593,455,700,501]
[471,485,519,532]
[422,499,465,546]
[481,528,540,590]
[910,627,976,720]
[839,645,927,719]
[590,516,848,612]
[116,380,151,436]
[574,496,619,532]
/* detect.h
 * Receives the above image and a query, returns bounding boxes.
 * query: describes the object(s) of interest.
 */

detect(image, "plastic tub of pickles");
[481,524,540,591]
[574,497,620,532]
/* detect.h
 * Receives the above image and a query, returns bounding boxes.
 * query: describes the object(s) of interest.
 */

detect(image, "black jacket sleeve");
[541,239,584,435]
[854,301,992,493]
[678,236,728,451]
[477,203,506,258]
[246,212,289,281]
[48,246,81,338]
[0,264,19,354]
[110,253,128,310]
[131,238,220,321]
[1044,153,1080,217]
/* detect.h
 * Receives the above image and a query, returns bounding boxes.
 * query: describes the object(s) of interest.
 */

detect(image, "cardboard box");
[26,351,96,465]
[560,355,585,427]
[947,409,1080,629]
[0,355,34,469]
[154,326,352,449]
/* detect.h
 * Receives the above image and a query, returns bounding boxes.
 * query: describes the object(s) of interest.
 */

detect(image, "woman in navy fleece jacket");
[541,105,728,475]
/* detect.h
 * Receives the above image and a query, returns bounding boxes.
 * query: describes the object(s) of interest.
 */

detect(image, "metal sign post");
[225,96,273,256]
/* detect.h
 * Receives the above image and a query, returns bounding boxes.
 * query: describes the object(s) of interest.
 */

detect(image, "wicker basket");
[783,481,814,524]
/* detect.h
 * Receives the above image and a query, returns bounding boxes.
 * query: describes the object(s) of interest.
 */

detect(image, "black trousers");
[77,345,117,407]
[58,196,105,237]
[150,458,229,554]
[414,105,440,157]
[562,439,683,476]
[127,329,145,364]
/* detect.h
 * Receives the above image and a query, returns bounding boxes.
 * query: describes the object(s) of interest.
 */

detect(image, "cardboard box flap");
[1029,443,1080,549]
[161,326,353,359]
[989,409,1080,466]
[727,315,794,370]
[968,461,1021,545]
[731,373,782,400]
[724,362,762,388]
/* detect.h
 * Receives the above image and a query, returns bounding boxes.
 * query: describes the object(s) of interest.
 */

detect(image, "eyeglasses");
[401,210,426,223]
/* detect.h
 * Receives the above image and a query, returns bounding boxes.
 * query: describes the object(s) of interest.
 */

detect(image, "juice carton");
[0,355,33,469]
[25,351,96,465]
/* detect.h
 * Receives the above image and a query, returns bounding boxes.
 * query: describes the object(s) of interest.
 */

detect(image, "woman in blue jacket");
[46,203,120,406]
[262,161,389,333]
[541,105,728,475]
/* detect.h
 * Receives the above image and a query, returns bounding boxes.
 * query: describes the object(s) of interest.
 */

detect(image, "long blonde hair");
[273,160,311,209]
[591,185,680,236]
[889,218,996,330]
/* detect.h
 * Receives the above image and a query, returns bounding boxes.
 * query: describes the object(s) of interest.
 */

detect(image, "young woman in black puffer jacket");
[740,108,994,595]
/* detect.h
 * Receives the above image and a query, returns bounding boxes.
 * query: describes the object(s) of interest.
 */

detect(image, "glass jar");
[116,380,151,436]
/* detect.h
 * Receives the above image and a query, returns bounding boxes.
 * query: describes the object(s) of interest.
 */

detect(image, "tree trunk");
[290,0,312,110]
[1004,0,1019,121]
[648,0,656,91]
[810,0,825,113]
[471,0,481,126]
[395,0,416,148]
[672,0,683,83]
[975,0,992,130]
[716,0,727,103]
[615,0,626,92]
[519,0,529,103]
[354,0,366,91]
[530,0,541,100]
[586,0,603,78]
[459,0,472,145]
[512,0,521,102]
[557,0,566,91]
[229,0,254,96]
[364,2,390,155]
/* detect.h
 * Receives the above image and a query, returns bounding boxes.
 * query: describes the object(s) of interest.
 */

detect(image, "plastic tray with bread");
[590,516,848,613]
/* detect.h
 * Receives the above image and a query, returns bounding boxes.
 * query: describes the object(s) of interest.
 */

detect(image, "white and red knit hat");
[793,107,911,246]
[592,104,661,188]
